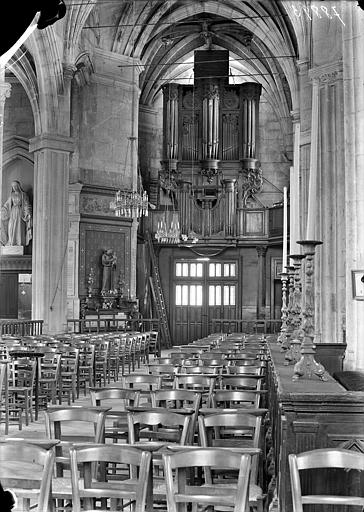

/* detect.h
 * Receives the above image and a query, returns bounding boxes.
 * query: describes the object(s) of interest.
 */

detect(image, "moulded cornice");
[29,133,75,154]
[309,61,343,84]
[90,73,141,93]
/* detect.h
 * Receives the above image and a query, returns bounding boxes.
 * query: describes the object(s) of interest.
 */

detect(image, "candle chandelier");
[112,189,149,219]
[155,217,180,243]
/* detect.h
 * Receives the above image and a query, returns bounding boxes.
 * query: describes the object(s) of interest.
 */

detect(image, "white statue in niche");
[0,180,32,247]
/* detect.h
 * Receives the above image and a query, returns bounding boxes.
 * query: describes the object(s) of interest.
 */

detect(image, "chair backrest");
[70,443,151,512]
[122,373,162,392]
[0,441,55,512]
[162,448,251,512]
[151,389,201,443]
[211,389,262,409]
[174,374,216,393]
[9,358,36,389]
[226,365,264,375]
[289,448,364,512]
[90,387,140,408]
[219,375,263,391]
[128,410,191,445]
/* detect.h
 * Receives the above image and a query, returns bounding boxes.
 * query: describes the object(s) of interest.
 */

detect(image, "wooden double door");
[171,258,238,344]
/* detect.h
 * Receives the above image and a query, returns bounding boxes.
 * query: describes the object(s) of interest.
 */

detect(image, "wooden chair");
[38,352,61,408]
[90,387,140,443]
[289,448,364,511]
[147,363,177,388]
[94,340,110,387]
[44,405,108,477]
[0,361,9,433]
[149,330,159,359]
[122,373,162,403]
[162,448,251,512]
[174,374,217,407]
[59,347,79,404]
[151,389,201,444]
[128,409,192,505]
[70,443,151,512]
[0,441,55,512]
[77,343,95,396]
[8,357,36,426]
[128,409,191,446]
[198,412,264,512]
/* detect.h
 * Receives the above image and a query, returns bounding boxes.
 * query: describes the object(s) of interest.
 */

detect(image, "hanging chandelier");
[111,189,149,219]
[155,217,180,243]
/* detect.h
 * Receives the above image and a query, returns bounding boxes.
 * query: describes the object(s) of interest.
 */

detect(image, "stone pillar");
[0,68,11,205]
[256,245,268,319]
[29,134,74,333]
[342,7,364,369]
[67,182,83,320]
[308,62,345,346]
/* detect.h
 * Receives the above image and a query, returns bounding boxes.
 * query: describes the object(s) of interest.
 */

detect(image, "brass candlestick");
[284,255,305,364]
[282,265,295,357]
[292,240,328,381]
[277,272,289,347]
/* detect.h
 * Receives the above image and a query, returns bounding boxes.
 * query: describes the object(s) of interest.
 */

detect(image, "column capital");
[290,110,300,124]
[256,245,268,257]
[29,133,75,154]
[0,81,11,103]
[297,59,309,76]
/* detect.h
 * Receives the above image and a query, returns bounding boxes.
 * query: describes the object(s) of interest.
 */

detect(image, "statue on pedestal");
[0,180,32,247]
[101,249,117,293]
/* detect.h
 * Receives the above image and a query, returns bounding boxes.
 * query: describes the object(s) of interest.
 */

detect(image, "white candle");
[306,80,319,240]
[283,186,288,271]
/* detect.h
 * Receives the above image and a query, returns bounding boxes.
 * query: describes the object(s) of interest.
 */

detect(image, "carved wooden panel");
[244,210,265,236]
[79,222,131,296]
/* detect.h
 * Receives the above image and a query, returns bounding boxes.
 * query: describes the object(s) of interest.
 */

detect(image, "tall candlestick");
[283,186,288,271]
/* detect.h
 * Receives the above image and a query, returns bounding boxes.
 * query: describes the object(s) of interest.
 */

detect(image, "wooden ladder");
[146,231,172,348]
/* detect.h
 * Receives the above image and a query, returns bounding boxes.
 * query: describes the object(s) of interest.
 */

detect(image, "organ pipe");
[162,84,179,161]
[241,83,262,165]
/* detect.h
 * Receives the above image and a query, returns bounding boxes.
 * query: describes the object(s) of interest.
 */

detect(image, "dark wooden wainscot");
[267,343,364,511]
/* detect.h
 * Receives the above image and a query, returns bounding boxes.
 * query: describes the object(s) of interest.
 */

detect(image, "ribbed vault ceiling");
[84,0,299,130]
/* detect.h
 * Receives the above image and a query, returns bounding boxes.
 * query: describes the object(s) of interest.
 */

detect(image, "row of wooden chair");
[0,330,160,433]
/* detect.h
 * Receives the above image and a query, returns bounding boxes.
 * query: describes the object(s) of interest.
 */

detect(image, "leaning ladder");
[146,231,172,348]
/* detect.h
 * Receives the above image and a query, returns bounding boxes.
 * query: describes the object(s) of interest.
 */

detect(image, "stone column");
[342,7,364,368]
[0,67,11,205]
[67,182,83,320]
[308,62,345,346]
[29,134,74,333]
[256,245,268,319]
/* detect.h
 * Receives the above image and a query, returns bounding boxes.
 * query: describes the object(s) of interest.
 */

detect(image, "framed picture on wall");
[351,270,364,300]
[273,258,283,279]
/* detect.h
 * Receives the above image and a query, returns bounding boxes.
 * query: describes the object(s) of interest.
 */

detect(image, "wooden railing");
[211,318,282,334]
[67,317,160,335]
[0,320,44,336]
